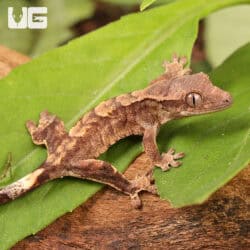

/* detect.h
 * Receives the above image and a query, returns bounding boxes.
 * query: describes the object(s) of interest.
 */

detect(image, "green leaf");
[140,0,158,11]
[0,0,249,248]
[104,0,142,5]
[140,0,175,11]
[0,0,94,57]
[205,5,250,67]
[155,43,250,207]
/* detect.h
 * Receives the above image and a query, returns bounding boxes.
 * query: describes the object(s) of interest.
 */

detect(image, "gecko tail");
[0,165,52,205]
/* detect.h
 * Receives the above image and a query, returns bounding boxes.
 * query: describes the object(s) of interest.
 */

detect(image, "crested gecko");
[0,56,232,208]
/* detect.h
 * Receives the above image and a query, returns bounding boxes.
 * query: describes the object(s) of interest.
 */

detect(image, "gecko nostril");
[224,96,232,104]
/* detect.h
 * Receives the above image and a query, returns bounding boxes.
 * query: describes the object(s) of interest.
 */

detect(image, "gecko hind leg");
[130,171,158,208]
[0,160,157,207]
[64,159,157,208]
[150,54,191,85]
[162,54,191,77]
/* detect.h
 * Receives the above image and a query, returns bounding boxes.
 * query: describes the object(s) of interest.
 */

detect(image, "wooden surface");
[0,46,249,249]
[0,46,30,79]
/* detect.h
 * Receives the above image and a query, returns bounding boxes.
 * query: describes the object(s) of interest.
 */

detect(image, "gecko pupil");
[192,95,196,106]
[186,92,202,107]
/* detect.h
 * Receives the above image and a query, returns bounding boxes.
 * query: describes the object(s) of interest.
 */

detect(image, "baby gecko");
[0,56,232,208]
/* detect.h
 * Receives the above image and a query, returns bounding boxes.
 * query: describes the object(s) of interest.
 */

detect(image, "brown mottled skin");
[0,56,232,208]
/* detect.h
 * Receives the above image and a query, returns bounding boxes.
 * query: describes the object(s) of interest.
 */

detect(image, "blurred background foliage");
[205,5,250,67]
[0,0,249,67]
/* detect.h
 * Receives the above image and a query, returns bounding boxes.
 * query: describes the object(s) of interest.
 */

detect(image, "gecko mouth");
[181,100,233,116]
[203,100,233,113]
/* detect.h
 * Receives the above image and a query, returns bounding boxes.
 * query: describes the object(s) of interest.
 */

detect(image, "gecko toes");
[26,120,36,132]
[173,152,185,160]
[130,173,158,208]
[162,55,191,76]
[180,56,187,65]
[172,53,178,62]
[167,148,175,155]
[130,194,142,209]
[171,160,182,168]
[156,149,185,171]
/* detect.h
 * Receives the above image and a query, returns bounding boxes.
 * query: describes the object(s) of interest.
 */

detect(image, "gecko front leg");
[143,124,185,171]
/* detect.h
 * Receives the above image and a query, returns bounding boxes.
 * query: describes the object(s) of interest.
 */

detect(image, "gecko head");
[176,73,232,116]
[144,72,232,118]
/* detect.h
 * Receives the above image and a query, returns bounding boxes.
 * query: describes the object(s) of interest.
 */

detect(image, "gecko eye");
[186,92,202,107]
